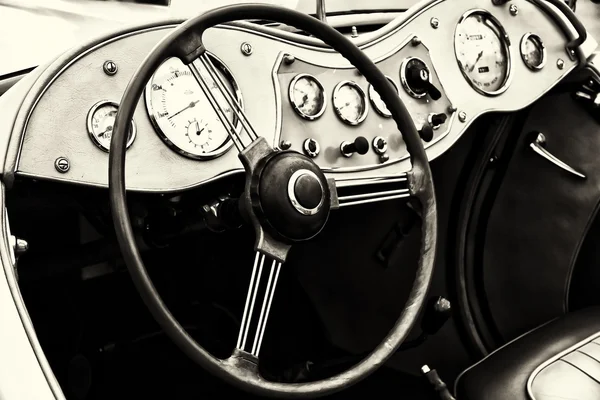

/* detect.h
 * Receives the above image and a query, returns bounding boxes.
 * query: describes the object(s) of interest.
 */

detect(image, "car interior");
[2,0,600,398]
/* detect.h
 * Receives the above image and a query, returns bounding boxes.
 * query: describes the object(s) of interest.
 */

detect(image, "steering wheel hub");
[255,152,330,242]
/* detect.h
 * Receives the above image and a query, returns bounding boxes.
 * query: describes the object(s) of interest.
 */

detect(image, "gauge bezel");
[454,9,512,97]
[144,52,243,161]
[399,57,430,99]
[520,33,547,71]
[86,100,136,152]
[332,80,369,126]
[368,76,398,117]
[288,73,327,120]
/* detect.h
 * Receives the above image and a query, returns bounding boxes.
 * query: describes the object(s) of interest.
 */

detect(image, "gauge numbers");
[86,100,136,152]
[332,81,368,125]
[454,10,511,96]
[145,54,242,160]
[368,77,398,118]
[520,33,546,70]
[289,74,326,120]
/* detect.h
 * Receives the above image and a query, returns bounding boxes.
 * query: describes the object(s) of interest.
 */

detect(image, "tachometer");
[145,54,242,160]
[454,10,511,96]
[332,81,368,125]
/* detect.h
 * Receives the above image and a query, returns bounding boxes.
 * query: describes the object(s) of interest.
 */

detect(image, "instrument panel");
[11,0,592,191]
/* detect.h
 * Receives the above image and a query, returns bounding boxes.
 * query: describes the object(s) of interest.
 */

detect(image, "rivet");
[411,37,422,46]
[430,17,439,29]
[458,111,467,122]
[280,140,292,150]
[557,58,565,70]
[447,105,457,113]
[54,157,70,173]
[509,4,518,15]
[379,154,390,163]
[103,60,118,76]
[240,42,253,56]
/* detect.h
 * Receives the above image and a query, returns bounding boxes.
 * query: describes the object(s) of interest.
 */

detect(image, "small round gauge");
[86,100,136,152]
[454,9,511,96]
[520,33,546,70]
[368,77,398,118]
[145,54,242,160]
[332,81,368,125]
[289,74,326,120]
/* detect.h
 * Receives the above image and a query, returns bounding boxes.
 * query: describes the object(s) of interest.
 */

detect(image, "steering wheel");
[109,4,437,398]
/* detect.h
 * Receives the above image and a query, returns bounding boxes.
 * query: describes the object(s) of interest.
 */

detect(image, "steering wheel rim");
[109,4,437,398]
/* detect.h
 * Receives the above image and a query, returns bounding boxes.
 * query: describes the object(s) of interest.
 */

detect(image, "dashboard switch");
[303,138,320,158]
[428,112,447,128]
[341,136,369,157]
[373,136,388,155]
[401,57,442,100]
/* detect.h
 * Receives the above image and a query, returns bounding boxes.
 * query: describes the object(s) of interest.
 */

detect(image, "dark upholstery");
[455,307,600,400]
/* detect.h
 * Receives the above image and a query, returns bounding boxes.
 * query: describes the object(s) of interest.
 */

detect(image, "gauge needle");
[98,126,112,137]
[195,121,205,136]
[168,100,200,120]
[468,51,484,72]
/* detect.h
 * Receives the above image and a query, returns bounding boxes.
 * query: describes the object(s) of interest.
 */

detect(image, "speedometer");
[145,54,242,160]
[454,9,511,96]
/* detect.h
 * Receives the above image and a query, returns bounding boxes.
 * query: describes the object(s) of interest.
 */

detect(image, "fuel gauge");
[520,33,546,71]
[332,81,368,125]
[87,100,136,152]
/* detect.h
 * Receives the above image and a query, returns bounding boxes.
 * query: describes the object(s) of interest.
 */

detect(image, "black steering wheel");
[109,4,437,398]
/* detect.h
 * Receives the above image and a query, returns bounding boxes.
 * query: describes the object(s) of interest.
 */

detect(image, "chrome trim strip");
[527,331,600,400]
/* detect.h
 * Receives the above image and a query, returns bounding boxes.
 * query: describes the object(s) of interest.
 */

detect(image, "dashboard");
[3,0,596,192]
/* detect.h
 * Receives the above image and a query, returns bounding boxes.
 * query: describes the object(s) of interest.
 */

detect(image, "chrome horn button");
[254,151,331,242]
[287,169,325,216]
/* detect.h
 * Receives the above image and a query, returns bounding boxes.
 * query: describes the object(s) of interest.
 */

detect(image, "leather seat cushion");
[455,306,600,400]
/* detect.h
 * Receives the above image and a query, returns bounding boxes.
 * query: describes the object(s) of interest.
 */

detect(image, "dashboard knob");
[403,58,442,100]
[341,136,369,157]
[373,136,388,155]
[419,124,434,142]
[303,138,320,158]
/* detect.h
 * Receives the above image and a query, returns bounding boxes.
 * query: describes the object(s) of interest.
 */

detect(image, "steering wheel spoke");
[236,251,284,358]
[188,55,259,152]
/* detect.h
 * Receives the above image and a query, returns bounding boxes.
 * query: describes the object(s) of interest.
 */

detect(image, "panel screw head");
[458,111,467,122]
[557,58,565,69]
[509,4,518,15]
[103,60,118,76]
[280,140,292,150]
[411,37,422,46]
[240,42,253,56]
[379,154,390,163]
[283,54,296,65]
[430,17,439,29]
[54,157,70,173]
[447,105,458,113]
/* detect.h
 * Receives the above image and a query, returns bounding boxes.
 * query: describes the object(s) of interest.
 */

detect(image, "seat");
[455,306,600,400]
